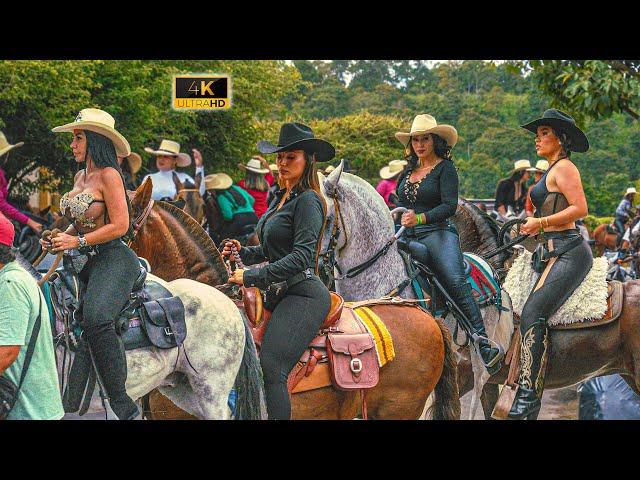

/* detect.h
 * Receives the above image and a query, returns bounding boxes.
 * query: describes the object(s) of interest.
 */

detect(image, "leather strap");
[15,294,43,393]
[505,328,521,387]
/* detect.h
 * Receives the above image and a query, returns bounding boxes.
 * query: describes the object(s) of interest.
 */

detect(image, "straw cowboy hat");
[144,139,191,167]
[324,165,336,174]
[521,108,589,153]
[508,159,532,175]
[626,187,637,196]
[395,114,458,148]
[257,122,335,162]
[238,157,270,174]
[269,163,278,173]
[52,108,131,157]
[526,159,549,174]
[380,159,408,179]
[0,131,24,158]
[204,173,233,191]
[123,152,142,174]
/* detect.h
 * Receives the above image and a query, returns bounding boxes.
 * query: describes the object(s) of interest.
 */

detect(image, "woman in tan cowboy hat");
[395,113,504,375]
[493,159,532,219]
[524,160,549,217]
[41,108,141,419]
[376,159,407,208]
[117,152,142,191]
[142,139,205,201]
[223,122,334,419]
[0,131,43,234]
[203,172,257,242]
[237,156,274,219]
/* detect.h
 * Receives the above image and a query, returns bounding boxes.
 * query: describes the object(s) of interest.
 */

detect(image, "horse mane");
[155,200,228,280]
[458,198,510,276]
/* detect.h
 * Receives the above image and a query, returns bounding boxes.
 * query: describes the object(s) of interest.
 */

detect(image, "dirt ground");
[460,384,578,420]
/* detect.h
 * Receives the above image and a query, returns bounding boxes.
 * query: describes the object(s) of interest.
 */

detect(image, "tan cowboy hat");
[626,187,637,195]
[395,114,458,148]
[269,163,278,173]
[526,159,549,174]
[238,157,269,174]
[144,139,191,167]
[205,173,233,191]
[126,152,142,174]
[52,108,131,157]
[0,131,24,157]
[324,165,336,175]
[380,159,408,180]
[508,159,532,175]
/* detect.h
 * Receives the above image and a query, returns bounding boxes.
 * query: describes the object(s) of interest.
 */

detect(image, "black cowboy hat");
[520,108,589,153]
[257,122,335,162]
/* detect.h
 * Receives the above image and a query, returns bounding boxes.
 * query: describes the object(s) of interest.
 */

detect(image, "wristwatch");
[78,233,88,248]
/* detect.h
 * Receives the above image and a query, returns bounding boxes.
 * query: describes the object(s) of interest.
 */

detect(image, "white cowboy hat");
[626,187,637,195]
[508,159,532,175]
[204,173,233,191]
[0,131,24,158]
[52,108,131,157]
[144,139,191,167]
[395,114,458,148]
[526,159,549,174]
[379,159,408,179]
[238,157,269,174]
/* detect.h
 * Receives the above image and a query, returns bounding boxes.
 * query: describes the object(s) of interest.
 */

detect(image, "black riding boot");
[508,318,549,420]
[85,325,139,420]
[62,339,92,413]
[450,282,504,375]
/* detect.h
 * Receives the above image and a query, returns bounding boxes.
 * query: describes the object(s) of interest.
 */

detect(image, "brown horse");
[173,172,205,225]
[593,222,620,256]
[129,178,460,420]
[455,200,640,419]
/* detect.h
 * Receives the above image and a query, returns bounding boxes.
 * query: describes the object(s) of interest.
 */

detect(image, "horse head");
[172,172,205,225]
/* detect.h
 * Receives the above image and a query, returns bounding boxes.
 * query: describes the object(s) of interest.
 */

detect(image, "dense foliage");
[0,60,637,216]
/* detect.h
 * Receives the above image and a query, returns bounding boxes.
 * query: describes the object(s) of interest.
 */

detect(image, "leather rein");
[127,198,155,247]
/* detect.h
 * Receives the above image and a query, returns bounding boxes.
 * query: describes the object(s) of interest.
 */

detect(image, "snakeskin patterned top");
[60,191,106,230]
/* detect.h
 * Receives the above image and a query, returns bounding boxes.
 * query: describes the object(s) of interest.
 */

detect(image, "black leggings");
[615,216,627,243]
[520,230,593,332]
[259,276,331,420]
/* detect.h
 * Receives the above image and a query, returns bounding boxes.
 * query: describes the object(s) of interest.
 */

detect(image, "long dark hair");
[84,130,134,241]
[549,127,573,159]
[0,244,15,264]
[401,133,453,179]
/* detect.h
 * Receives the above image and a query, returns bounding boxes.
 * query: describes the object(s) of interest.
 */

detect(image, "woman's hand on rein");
[222,239,241,257]
[228,268,245,285]
[520,217,541,236]
[400,210,418,227]
[49,232,79,252]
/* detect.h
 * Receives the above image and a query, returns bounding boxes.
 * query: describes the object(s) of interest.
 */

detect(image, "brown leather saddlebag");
[326,333,379,390]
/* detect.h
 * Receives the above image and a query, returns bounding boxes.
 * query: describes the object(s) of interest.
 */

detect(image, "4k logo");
[173,75,231,110]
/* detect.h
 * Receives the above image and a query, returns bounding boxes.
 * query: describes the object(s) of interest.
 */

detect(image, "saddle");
[241,287,383,417]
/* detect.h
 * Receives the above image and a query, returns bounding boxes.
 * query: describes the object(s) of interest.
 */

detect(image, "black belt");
[541,234,584,261]
[264,268,316,297]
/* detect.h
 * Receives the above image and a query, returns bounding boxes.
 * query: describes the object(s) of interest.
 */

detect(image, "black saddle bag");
[140,297,187,349]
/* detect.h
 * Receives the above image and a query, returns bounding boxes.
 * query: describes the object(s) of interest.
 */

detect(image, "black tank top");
[529,159,571,217]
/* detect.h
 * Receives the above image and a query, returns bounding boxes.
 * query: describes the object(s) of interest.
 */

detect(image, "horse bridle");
[127,198,155,246]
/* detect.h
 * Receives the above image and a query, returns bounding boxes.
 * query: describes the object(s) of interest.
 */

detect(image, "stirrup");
[471,333,505,368]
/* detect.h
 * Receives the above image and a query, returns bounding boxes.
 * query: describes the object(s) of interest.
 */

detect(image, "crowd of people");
[0,101,623,421]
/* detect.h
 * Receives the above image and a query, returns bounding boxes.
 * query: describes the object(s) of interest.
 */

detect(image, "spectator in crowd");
[237,156,274,218]
[524,160,549,217]
[0,213,64,420]
[117,152,142,191]
[204,173,258,240]
[376,159,408,208]
[493,159,531,219]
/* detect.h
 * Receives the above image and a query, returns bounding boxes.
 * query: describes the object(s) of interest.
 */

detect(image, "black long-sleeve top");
[396,159,458,224]
[241,186,324,291]
[494,178,527,213]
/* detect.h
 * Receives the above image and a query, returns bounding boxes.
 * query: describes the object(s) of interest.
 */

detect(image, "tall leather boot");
[85,325,139,420]
[62,339,93,413]
[508,318,549,420]
[450,282,504,375]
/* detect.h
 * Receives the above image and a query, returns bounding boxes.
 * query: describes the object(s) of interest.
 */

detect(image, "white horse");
[318,160,513,420]
[17,253,266,420]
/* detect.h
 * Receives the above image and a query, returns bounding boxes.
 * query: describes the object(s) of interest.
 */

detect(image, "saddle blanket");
[503,250,609,326]
[351,306,395,367]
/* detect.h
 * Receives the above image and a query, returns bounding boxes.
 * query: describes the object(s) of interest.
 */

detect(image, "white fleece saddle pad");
[503,250,609,327]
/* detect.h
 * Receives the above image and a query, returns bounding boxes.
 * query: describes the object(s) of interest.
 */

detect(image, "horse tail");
[429,316,461,420]
[233,312,267,420]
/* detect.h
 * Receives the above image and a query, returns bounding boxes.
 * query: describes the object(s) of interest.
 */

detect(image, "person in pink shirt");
[376,159,407,208]
[237,156,274,218]
[0,132,42,235]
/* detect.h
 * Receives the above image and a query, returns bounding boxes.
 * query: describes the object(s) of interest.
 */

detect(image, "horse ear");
[172,172,183,192]
[132,176,153,213]
[194,172,202,190]
[324,159,344,197]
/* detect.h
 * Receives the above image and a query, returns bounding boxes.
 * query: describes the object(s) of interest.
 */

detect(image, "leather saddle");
[48,264,187,351]
[241,287,379,401]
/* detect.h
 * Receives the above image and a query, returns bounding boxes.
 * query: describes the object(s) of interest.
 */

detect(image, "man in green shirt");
[0,213,64,420]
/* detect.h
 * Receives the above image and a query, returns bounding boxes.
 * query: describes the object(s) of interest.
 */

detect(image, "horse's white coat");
[57,274,246,419]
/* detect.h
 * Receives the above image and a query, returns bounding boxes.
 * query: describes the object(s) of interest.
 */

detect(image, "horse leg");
[480,383,500,420]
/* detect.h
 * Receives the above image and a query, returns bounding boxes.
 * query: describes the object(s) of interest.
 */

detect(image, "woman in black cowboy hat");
[223,122,333,420]
[509,108,593,420]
